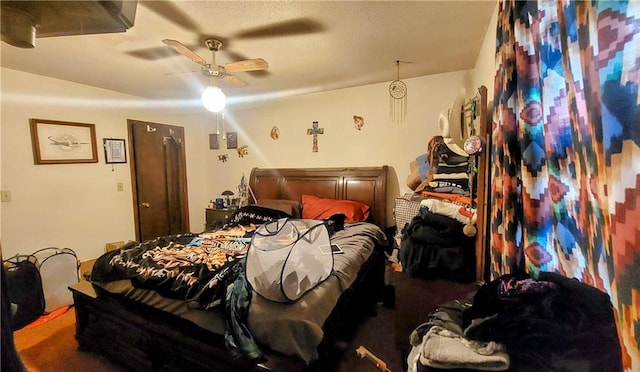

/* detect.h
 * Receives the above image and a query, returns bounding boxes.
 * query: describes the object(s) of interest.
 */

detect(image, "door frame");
[127,119,190,241]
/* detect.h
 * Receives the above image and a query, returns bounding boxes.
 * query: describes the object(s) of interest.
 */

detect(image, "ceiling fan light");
[202,86,227,112]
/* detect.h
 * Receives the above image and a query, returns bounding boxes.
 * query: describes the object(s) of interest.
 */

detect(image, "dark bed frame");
[70,166,390,371]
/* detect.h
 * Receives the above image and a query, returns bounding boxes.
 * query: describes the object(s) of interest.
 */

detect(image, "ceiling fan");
[128,1,324,68]
[164,37,269,112]
[162,37,269,88]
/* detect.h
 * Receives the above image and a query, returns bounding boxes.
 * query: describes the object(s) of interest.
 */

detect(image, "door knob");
[140,202,150,208]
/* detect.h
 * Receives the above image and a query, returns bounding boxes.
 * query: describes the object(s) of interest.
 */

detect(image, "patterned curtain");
[490,0,639,369]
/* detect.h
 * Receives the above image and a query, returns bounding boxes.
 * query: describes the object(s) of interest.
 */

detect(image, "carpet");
[14,308,119,372]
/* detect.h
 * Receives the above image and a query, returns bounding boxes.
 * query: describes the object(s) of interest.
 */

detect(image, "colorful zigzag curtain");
[490,0,639,369]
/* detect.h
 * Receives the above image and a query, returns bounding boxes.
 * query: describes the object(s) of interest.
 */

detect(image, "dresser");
[205,208,233,230]
[394,274,478,364]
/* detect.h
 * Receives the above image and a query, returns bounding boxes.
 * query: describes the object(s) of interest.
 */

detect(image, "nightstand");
[205,208,233,230]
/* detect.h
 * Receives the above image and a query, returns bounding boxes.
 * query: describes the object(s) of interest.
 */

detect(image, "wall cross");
[306,121,324,152]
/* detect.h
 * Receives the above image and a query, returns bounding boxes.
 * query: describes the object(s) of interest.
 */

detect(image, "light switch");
[1,190,11,202]
[117,183,124,192]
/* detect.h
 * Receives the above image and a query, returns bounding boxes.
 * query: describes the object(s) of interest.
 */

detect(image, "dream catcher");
[389,60,407,123]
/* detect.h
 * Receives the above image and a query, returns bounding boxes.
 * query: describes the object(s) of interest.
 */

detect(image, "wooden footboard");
[70,244,385,372]
[70,280,271,371]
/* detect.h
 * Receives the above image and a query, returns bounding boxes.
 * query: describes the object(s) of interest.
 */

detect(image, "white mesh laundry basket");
[246,218,334,303]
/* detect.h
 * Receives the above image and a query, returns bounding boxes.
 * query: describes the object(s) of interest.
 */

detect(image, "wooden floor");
[13,307,119,372]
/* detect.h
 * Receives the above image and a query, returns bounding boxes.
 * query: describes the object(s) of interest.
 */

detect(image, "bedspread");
[91,225,255,310]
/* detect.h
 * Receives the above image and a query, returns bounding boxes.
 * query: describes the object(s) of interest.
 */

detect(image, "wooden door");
[128,120,190,241]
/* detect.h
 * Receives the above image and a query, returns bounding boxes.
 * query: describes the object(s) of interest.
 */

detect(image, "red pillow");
[301,195,370,223]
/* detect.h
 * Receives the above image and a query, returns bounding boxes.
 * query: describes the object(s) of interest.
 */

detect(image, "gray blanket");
[248,222,386,363]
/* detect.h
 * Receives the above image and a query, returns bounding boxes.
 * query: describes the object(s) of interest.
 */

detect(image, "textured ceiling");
[0,1,497,108]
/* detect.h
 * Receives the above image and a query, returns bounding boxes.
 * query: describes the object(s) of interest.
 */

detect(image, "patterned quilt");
[91,225,256,309]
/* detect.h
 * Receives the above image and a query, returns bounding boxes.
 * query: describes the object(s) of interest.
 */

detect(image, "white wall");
[0,68,210,261]
[470,1,499,104]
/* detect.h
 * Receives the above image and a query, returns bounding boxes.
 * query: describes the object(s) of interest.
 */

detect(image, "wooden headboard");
[248,166,388,228]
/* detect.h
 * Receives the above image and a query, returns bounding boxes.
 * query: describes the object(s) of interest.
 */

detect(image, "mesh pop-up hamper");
[247,218,334,303]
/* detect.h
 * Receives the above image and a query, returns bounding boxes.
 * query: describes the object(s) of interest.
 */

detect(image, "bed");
[70,166,390,371]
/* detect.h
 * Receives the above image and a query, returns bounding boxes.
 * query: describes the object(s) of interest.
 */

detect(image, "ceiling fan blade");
[224,50,249,63]
[225,58,269,72]
[162,39,207,65]
[224,51,270,77]
[233,18,325,39]
[140,1,200,33]
[163,71,198,77]
[126,46,178,60]
[222,74,248,88]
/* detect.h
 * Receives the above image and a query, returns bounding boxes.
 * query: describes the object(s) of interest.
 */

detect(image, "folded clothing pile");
[408,272,623,372]
[415,136,471,196]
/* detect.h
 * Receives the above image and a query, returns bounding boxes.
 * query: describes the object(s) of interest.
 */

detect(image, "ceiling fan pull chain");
[221,113,227,141]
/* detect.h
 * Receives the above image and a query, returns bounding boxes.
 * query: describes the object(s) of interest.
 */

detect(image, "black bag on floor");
[2,255,45,330]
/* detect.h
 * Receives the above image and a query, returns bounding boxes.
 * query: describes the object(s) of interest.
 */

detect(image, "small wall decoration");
[218,154,228,162]
[306,121,324,152]
[227,131,238,149]
[389,60,408,123]
[237,145,249,157]
[353,115,365,130]
[270,126,280,140]
[237,173,248,207]
[209,134,220,149]
[29,118,98,164]
[103,138,127,164]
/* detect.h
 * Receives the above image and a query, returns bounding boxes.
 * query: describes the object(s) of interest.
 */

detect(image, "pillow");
[230,205,292,226]
[255,199,302,218]
[301,195,370,223]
